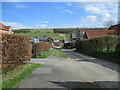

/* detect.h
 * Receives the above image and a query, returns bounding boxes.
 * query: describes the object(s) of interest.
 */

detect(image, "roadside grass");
[77,50,119,64]
[75,82,100,88]
[35,48,54,58]
[16,32,63,40]
[2,63,41,88]
[53,49,68,58]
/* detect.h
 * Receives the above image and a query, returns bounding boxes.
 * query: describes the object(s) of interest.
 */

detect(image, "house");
[109,24,120,30]
[5,26,12,32]
[108,24,120,36]
[84,30,117,39]
[71,29,117,41]
[36,36,54,42]
[0,23,13,34]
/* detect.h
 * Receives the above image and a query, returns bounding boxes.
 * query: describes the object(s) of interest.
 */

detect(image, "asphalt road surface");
[17,49,119,89]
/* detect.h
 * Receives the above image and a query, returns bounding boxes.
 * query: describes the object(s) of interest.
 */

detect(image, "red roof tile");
[85,30,117,39]
[0,23,13,34]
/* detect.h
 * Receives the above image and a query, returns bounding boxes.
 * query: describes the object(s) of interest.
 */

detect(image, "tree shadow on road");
[62,50,119,72]
[50,80,119,90]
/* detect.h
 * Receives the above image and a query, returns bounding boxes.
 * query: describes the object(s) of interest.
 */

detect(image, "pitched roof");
[0,23,6,30]
[85,30,117,39]
[109,24,120,30]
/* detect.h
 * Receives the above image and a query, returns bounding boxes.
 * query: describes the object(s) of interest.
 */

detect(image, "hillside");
[15,32,64,40]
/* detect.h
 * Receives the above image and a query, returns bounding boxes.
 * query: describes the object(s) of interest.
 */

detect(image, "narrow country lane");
[17,49,119,88]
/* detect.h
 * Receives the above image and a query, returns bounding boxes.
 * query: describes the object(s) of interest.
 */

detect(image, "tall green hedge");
[75,35,118,52]
[115,39,120,54]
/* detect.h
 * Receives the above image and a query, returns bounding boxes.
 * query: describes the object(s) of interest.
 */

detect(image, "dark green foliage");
[115,40,120,54]
[76,35,118,52]
[64,43,73,49]
[75,35,119,64]
[104,36,118,51]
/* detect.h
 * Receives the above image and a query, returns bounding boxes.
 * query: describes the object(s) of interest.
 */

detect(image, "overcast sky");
[2,1,119,29]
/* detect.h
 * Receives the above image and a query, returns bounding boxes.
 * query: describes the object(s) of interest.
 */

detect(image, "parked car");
[29,38,39,43]
[53,41,64,48]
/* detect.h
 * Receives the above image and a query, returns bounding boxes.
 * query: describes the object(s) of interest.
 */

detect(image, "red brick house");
[0,23,13,34]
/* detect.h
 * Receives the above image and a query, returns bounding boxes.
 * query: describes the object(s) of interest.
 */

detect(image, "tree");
[104,20,114,28]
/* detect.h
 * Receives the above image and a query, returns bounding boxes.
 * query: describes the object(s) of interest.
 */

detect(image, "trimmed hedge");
[76,35,118,52]
[115,39,120,54]
[1,34,32,73]
[32,42,52,57]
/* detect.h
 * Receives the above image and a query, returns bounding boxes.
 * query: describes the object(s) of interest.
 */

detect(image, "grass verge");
[53,49,68,58]
[2,63,41,88]
[35,48,54,58]
[77,50,119,64]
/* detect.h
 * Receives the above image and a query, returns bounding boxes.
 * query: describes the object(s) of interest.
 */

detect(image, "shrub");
[1,34,32,73]
[75,35,118,52]
[32,42,52,57]
[115,40,120,54]
[105,35,118,51]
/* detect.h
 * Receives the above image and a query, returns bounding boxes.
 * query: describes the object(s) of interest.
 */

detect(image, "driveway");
[17,49,119,88]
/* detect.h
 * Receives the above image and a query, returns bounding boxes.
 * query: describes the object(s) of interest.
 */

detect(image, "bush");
[115,40,120,54]
[1,34,32,73]
[105,36,118,51]
[32,42,52,57]
[75,35,118,52]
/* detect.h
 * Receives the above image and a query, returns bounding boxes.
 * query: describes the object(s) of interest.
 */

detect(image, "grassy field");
[35,48,54,58]
[65,33,71,41]
[2,63,41,88]
[53,49,68,58]
[16,32,63,40]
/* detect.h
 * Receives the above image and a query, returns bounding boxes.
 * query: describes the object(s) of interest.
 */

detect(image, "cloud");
[83,2,118,27]
[86,15,96,21]
[41,21,49,24]
[65,9,73,14]
[3,22,25,29]
[35,24,47,27]
[16,4,30,8]
[84,5,101,14]
[67,3,72,7]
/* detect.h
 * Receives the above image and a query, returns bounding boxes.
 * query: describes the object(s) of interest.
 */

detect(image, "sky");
[2,1,119,29]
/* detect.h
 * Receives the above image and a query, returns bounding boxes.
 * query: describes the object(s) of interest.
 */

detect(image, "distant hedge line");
[75,35,119,52]
[1,34,32,73]
[32,42,53,57]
